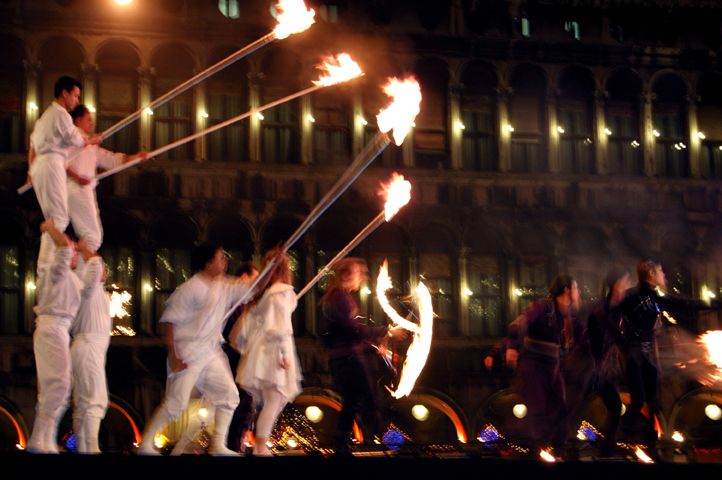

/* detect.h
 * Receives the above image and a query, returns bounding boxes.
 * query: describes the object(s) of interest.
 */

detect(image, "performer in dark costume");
[507,275,582,452]
[587,269,632,457]
[320,258,407,456]
[617,258,719,452]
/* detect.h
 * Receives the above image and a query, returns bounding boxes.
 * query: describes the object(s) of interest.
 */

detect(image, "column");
[303,242,317,334]
[23,60,42,150]
[686,94,702,178]
[407,247,418,292]
[352,85,365,157]
[81,63,100,112]
[137,66,155,152]
[449,83,463,170]
[194,78,206,161]
[495,86,512,172]
[301,94,313,165]
[641,92,656,176]
[457,247,470,336]
[547,88,560,173]
[593,90,609,174]
[247,71,264,163]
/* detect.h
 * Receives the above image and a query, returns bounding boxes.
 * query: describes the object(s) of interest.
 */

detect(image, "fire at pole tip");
[312,54,363,87]
[376,77,422,147]
[379,173,411,221]
[273,0,315,39]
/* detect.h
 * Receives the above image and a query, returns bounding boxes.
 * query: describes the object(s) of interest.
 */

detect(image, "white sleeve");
[60,115,86,149]
[160,284,193,325]
[96,148,124,171]
[80,256,104,299]
[49,247,74,284]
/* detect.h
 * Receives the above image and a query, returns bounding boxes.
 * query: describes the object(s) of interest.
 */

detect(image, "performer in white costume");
[28,77,102,268]
[234,249,302,457]
[26,220,94,454]
[66,104,146,267]
[138,244,274,456]
[70,253,111,454]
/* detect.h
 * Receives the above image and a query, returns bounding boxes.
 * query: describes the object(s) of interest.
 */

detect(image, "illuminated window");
[514,15,532,38]
[564,21,581,41]
[218,0,240,19]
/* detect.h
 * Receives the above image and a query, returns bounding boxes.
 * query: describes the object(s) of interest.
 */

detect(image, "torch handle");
[100,33,276,141]
[296,212,386,299]
[96,84,325,181]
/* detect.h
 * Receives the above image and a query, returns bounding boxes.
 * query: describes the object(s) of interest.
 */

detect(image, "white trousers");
[30,155,69,268]
[71,334,110,419]
[34,316,72,420]
[163,350,240,419]
[67,181,103,252]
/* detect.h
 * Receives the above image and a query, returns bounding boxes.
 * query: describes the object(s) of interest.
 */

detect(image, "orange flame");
[698,330,722,382]
[376,260,434,398]
[540,449,556,462]
[635,447,654,463]
[376,78,422,146]
[379,173,411,221]
[312,54,363,87]
[273,0,315,39]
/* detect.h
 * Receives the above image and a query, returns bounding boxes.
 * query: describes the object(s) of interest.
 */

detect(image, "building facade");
[0,0,721,454]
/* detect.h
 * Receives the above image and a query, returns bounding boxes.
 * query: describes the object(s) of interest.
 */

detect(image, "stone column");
[138,240,155,334]
[457,246,470,336]
[593,90,609,174]
[303,242,317,334]
[248,71,264,163]
[23,60,42,150]
[301,94,313,165]
[407,247,418,292]
[81,63,100,112]
[137,67,155,152]
[194,75,206,161]
[495,86,512,172]
[352,85,365,157]
[449,83,463,170]
[547,88,561,173]
[686,95,702,178]
[641,92,656,177]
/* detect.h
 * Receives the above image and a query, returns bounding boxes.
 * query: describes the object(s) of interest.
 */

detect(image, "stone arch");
[205,214,255,262]
[604,67,643,99]
[506,62,547,92]
[0,396,27,450]
[37,35,87,108]
[149,213,199,248]
[92,38,142,70]
[555,64,598,97]
[292,387,363,444]
[458,60,499,95]
[611,224,653,258]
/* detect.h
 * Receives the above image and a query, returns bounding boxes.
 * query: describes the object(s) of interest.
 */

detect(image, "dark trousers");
[330,354,379,452]
[596,377,622,456]
[621,346,658,445]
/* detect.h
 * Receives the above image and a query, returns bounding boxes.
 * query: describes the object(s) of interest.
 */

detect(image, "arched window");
[606,69,643,175]
[563,225,607,304]
[509,64,546,172]
[260,50,300,164]
[514,223,556,311]
[557,66,595,174]
[205,47,248,162]
[96,41,140,155]
[465,225,505,337]
[0,35,25,153]
[37,36,84,109]
[653,74,688,177]
[313,85,351,165]
[416,224,456,337]
[206,215,254,274]
[412,59,449,169]
[151,45,195,160]
[460,62,497,171]
[697,72,722,178]
[0,216,23,334]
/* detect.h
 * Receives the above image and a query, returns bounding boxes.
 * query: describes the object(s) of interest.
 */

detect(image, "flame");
[273,0,315,39]
[635,447,654,463]
[109,291,132,319]
[376,78,422,146]
[376,260,434,398]
[698,330,722,382]
[380,173,411,221]
[540,449,556,462]
[312,54,363,87]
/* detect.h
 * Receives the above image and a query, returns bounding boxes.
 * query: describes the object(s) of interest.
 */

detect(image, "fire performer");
[28,77,102,268]
[320,258,408,456]
[233,248,302,457]
[616,258,720,453]
[137,244,273,456]
[66,104,147,271]
[26,220,96,453]
[506,276,582,453]
[69,251,110,454]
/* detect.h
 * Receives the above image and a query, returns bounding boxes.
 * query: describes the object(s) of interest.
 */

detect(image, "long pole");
[219,131,392,323]
[296,212,385,299]
[96,83,330,181]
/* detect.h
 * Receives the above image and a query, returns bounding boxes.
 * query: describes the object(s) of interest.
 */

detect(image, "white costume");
[27,246,83,454]
[70,256,111,454]
[29,103,86,267]
[66,145,124,252]
[235,283,302,406]
[137,274,251,456]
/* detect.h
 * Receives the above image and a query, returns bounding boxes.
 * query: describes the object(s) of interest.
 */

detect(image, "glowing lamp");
[411,405,429,421]
[305,406,323,423]
[512,404,527,418]
[705,404,722,421]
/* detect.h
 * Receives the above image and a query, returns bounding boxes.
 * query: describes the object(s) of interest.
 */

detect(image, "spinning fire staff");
[17,0,314,195]
[295,172,412,299]
[217,77,422,326]
[95,54,362,180]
